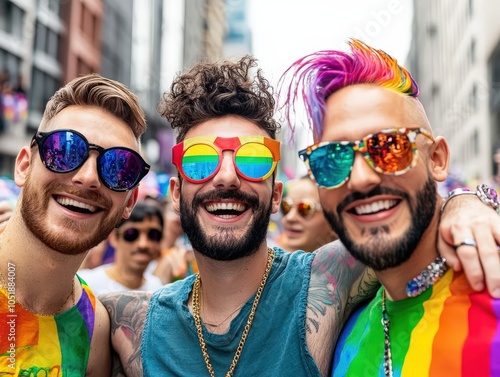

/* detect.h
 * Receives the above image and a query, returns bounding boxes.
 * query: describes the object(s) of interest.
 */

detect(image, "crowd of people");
[0,70,28,135]
[0,39,499,376]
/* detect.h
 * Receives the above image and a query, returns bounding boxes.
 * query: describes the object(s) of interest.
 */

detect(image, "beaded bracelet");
[441,184,500,213]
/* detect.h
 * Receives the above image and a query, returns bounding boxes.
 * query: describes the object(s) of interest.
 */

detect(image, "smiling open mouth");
[352,199,399,215]
[55,196,98,214]
[205,202,247,218]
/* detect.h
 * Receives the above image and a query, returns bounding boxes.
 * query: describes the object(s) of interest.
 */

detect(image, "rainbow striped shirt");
[0,276,96,376]
[332,269,500,376]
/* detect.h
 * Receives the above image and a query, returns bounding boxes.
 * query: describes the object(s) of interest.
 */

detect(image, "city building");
[409,0,500,184]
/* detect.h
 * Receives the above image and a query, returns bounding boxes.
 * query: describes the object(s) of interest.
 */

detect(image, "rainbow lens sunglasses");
[31,129,150,192]
[298,128,434,189]
[120,228,163,243]
[280,198,322,219]
[172,135,281,183]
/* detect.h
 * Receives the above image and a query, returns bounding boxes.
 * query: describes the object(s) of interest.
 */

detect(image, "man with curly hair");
[101,55,500,377]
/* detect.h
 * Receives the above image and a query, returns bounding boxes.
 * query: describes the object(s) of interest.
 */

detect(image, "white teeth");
[56,197,97,213]
[354,200,397,215]
[205,202,246,213]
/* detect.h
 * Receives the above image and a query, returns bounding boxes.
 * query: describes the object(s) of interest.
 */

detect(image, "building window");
[470,38,476,64]
[48,0,60,14]
[0,0,25,38]
[0,48,21,82]
[471,83,478,111]
[34,22,60,58]
[29,68,59,115]
[472,129,479,157]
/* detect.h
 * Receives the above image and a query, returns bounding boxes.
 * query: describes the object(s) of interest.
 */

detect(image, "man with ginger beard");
[0,73,150,375]
[101,55,500,377]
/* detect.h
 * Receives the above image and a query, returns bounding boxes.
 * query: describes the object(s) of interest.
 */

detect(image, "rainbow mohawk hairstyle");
[278,39,419,141]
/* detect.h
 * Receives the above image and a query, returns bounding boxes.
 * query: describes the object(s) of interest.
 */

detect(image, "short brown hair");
[158,55,280,142]
[41,73,146,139]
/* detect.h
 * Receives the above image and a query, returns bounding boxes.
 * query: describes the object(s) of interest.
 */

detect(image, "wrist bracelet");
[441,184,500,213]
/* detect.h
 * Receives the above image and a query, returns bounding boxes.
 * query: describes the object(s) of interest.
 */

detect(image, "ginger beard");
[21,174,125,255]
[179,188,273,261]
[323,175,437,271]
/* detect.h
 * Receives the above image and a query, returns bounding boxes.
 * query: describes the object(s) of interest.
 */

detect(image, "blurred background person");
[78,201,164,294]
[152,199,198,284]
[79,238,111,270]
[278,175,338,252]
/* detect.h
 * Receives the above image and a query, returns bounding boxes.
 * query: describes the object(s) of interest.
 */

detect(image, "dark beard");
[179,187,272,261]
[21,173,122,255]
[323,175,437,270]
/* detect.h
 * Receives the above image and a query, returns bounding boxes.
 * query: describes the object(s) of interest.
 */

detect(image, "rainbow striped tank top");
[0,276,96,375]
[332,269,500,376]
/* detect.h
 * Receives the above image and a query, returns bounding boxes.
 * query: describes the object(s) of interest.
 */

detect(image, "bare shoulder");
[86,298,111,376]
[99,291,153,377]
[305,240,376,376]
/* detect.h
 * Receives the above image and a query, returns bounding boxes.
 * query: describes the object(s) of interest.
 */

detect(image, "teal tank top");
[142,248,320,376]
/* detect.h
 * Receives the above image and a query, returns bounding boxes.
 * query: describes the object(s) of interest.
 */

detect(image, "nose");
[345,153,381,193]
[71,152,101,190]
[136,232,151,249]
[211,151,241,189]
[284,206,300,222]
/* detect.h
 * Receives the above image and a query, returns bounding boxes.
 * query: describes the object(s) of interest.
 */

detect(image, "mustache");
[44,181,111,208]
[337,186,411,213]
[192,190,260,210]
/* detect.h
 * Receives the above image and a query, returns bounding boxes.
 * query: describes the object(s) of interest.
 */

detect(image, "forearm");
[306,240,378,375]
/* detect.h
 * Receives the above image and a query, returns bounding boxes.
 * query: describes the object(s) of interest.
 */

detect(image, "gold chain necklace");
[201,285,245,328]
[0,268,75,316]
[192,248,275,377]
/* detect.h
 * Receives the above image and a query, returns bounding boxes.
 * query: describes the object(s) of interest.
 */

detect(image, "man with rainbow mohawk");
[279,39,500,376]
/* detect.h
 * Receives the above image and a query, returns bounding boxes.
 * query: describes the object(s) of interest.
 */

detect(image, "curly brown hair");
[158,55,280,142]
[40,73,146,140]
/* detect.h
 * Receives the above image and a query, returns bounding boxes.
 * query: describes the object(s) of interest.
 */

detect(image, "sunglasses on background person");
[119,228,163,243]
[31,129,150,192]
[298,128,434,189]
[172,135,281,183]
[280,198,322,220]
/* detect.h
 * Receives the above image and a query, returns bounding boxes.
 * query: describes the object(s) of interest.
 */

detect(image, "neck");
[106,265,145,289]
[192,245,272,319]
[0,213,83,311]
[376,218,441,301]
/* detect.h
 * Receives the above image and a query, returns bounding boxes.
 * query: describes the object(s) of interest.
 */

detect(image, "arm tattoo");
[306,241,379,334]
[100,291,152,377]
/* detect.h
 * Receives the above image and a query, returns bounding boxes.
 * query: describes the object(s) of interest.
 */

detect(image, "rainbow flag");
[0,276,96,375]
[333,270,500,376]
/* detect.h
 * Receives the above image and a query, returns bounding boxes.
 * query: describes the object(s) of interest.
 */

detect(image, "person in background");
[79,238,110,270]
[78,201,164,294]
[280,39,500,376]
[152,199,197,284]
[0,73,150,375]
[279,175,338,252]
[101,55,500,377]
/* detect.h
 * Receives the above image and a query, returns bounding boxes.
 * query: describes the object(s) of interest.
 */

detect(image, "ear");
[14,146,33,187]
[121,187,139,219]
[271,180,284,214]
[170,177,181,213]
[108,230,119,248]
[427,136,449,182]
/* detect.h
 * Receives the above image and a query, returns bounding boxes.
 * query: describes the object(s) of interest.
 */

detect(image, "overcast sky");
[248,0,414,87]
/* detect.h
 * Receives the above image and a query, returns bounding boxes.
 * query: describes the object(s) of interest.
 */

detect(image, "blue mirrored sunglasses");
[31,129,150,192]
